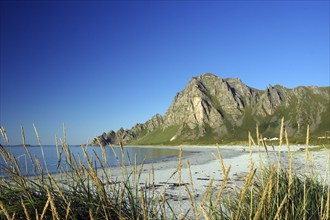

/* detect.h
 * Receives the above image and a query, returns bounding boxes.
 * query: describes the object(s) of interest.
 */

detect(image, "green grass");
[130,125,180,145]
[184,125,218,145]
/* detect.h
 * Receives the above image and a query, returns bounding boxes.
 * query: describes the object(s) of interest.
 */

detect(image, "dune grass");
[219,166,329,220]
[0,123,329,219]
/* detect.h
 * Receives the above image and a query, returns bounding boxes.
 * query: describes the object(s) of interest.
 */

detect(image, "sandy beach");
[96,145,329,216]
[2,144,329,219]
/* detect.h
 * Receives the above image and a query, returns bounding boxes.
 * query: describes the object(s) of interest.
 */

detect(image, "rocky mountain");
[92,73,330,145]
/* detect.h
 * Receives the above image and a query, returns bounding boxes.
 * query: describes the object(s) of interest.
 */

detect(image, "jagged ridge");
[93,73,330,145]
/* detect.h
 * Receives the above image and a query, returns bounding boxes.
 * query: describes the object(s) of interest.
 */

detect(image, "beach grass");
[0,124,329,219]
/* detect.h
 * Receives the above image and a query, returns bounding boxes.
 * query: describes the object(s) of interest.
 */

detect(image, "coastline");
[2,144,329,218]
[99,144,330,185]
[95,145,329,216]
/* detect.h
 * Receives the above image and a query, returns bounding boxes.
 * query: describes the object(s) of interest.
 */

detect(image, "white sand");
[99,145,329,217]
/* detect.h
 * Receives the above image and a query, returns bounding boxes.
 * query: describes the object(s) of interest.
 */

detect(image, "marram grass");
[0,124,329,220]
[219,166,329,220]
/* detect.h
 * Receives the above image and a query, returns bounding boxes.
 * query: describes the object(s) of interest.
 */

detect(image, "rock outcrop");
[92,73,330,145]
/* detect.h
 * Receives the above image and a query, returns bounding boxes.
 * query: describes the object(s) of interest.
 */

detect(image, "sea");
[0,145,179,177]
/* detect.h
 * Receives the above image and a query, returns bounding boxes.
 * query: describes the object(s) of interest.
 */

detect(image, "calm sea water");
[0,145,179,177]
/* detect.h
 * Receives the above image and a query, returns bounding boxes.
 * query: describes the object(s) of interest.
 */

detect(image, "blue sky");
[1,1,329,145]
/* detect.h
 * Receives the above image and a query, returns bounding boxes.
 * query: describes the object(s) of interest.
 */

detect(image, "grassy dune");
[0,123,329,220]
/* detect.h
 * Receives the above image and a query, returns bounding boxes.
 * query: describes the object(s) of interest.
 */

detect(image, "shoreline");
[2,144,329,218]
[96,145,329,215]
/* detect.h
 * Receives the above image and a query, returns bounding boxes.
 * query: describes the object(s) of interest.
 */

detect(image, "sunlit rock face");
[93,73,330,145]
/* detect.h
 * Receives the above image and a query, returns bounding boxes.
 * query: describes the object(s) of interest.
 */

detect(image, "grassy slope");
[130,125,180,145]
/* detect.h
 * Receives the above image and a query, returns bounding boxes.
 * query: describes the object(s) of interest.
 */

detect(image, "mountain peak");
[198,72,220,79]
[93,73,330,145]
[188,73,220,85]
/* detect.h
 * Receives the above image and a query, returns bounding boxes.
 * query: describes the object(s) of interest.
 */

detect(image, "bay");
[0,145,179,177]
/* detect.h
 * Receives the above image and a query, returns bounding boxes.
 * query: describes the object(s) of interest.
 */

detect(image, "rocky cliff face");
[92,73,330,145]
[93,114,164,146]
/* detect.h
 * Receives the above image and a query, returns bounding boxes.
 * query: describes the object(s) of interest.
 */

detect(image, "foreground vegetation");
[0,124,329,219]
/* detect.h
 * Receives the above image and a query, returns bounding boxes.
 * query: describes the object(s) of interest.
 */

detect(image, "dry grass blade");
[0,126,10,145]
[285,128,290,154]
[303,179,307,220]
[137,158,146,183]
[96,137,103,148]
[133,154,137,184]
[55,135,63,171]
[35,156,43,174]
[47,173,68,205]
[186,159,196,197]
[0,143,11,162]
[0,201,12,220]
[256,124,260,145]
[33,124,49,174]
[81,163,105,202]
[288,154,293,199]
[101,144,107,164]
[21,126,36,174]
[21,125,26,146]
[35,209,40,220]
[249,182,254,220]
[216,144,226,174]
[161,187,167,208]
[40,197,50,220]
[152,164,155,194]
[110,145,118,161]
[200,178,214,209]
[119,142,126,168]
[89,208,95,220]
[11,151,23,175]
[177,145,183,213]
[267,168,274,210]
[184,184,198,219]
[253,166,276,220]
[279,117,284,146]
[33,123,42,146]
[81,145,105,201]
[274,194,288,220]
[102,205,110,220]
[305,124,310,160]
[248,132,256,166]
[215,165,231,207]
[178,146,183,185]
[235,164,256,220]
[261,138,268,157]
[200,206,211,220]
[46,187,60,220]
[248,132,256,146]
[21,197,31,220]
[65,202,71,220]
[140,187,147,220]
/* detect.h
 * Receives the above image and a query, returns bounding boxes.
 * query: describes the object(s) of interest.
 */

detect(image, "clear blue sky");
[1,1,329,145]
